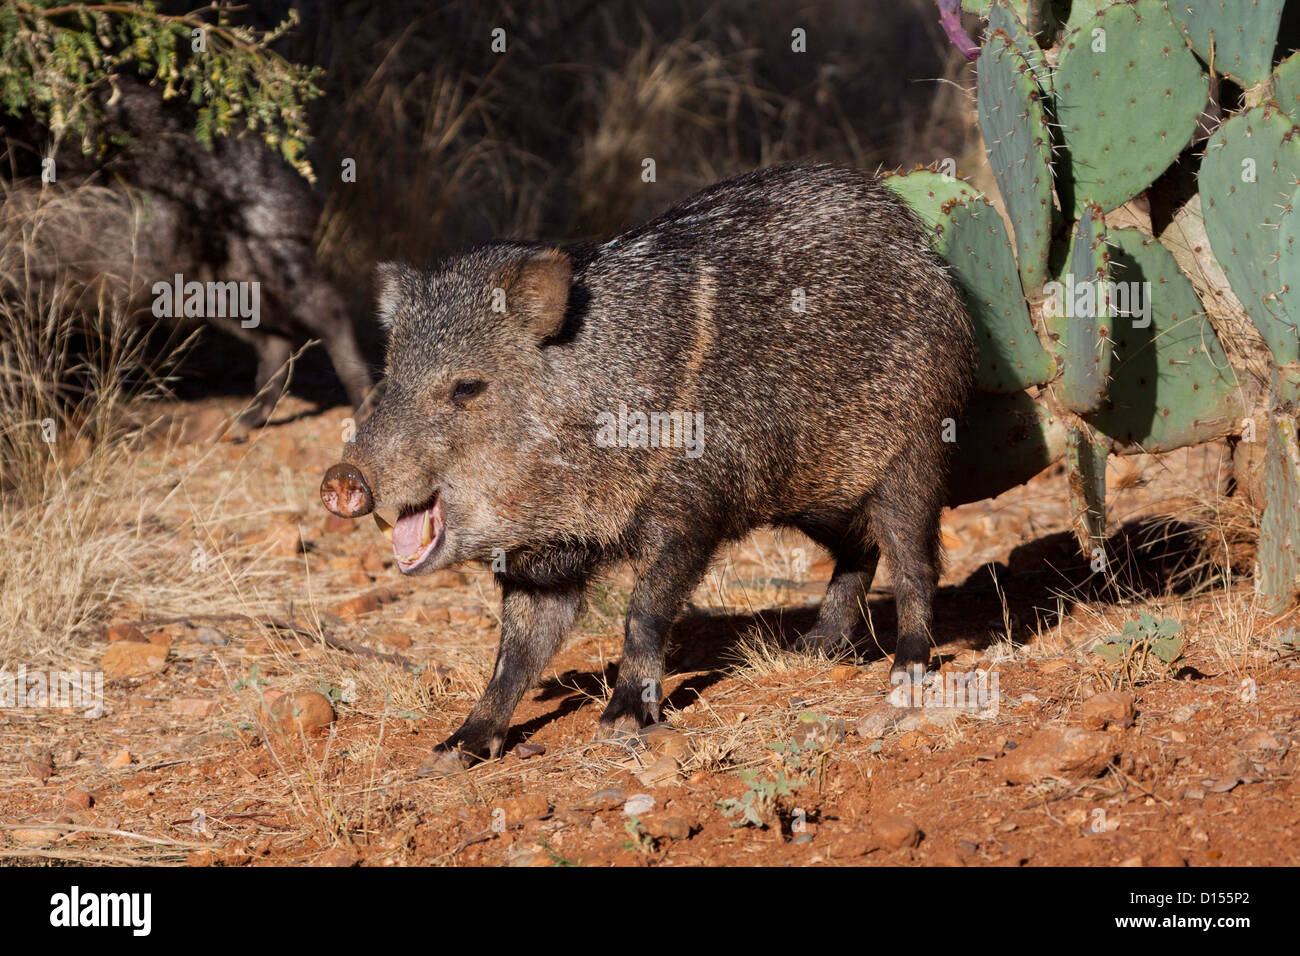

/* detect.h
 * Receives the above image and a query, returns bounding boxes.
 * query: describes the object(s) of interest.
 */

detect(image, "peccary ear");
[374,262,417,329]
[500,249,571,341]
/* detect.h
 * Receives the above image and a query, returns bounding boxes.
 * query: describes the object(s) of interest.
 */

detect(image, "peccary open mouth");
[375,491,445,574]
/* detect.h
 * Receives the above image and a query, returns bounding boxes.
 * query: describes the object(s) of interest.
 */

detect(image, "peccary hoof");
[593,712,644,745]
[320,462,374,517]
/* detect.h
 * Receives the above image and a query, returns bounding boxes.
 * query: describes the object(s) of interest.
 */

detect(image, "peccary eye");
[451,379,486,402]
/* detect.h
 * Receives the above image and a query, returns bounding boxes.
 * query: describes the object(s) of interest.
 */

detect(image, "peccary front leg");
[239,335,293,428]
[599,532,717,736]
[418,578,584,776]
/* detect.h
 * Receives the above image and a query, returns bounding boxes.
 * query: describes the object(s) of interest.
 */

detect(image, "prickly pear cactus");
[881,167,980,232]
[1200,104,1300,366]
[1067,425,1109,555]
[977,28,1054,289]
[1272,51,1300,124]
[1054,0,1207,213]
[921,192,1058,392]
[1046,204,1112,414]
[1167,0,1286,88]
[986,1,1051,90]
[1259,374,1300,612]
[924,0,1300,611]
[1091,229,1246,452]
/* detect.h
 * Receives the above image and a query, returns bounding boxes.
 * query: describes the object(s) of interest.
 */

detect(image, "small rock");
[376,628,412,649]
[105,623,146,644]
[856,703,904,739]
[506,845,552,867]
[500,794,551,822]
[1078,691,1135,730]
[640,724,691,761]
[1240,729,1284,751]
[1118,854,1144,867]
[1002,726,1119,784]
[9,825,60,846]
[23,752,54,784]
[576,789,626,812]
[321,514,357,535]
[187,849,214,867]
[195,626,230,646]
[171,698,220,718]
[64,788,93,810]
[270,691,335,735]
[404,604,451,624]
[827,664,859,681]
[317,846,360,867]
[514,742,546,760]
[873,813,922,849]
[1171,704,1199,724]
[146,631,173,650]
[828,832,875,858]
[107,749,133,769]
[792,715,847,748]
[261,515,303,557]
[623,793,655,816]
[635,755,682,788]
[331,591,383,621]
[360,545,387,573]
[101,641,168,679]
[648,816,692,842]
[897,707,964,734]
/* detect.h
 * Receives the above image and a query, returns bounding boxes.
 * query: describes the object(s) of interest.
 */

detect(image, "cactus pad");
[935,197,1059,392]
[1167,0,1285,88]
[1258,373,1300,613]
[1046,203,1112,414]
[1089,228,1245,451]
[1272,52,1300,125]
[987,2,1051,90]
[881,168,981,233]
[978,32,1054,290]
[1200,104,1300,366]
[1054,0,1208,213]
[1066,425,1109,557]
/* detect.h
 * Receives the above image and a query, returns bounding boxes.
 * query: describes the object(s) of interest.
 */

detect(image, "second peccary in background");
[0,77,372,426]
[320,163,976,773]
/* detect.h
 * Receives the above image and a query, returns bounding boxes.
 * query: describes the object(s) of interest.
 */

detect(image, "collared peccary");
[320,163,976,773]
[1,77,371,426]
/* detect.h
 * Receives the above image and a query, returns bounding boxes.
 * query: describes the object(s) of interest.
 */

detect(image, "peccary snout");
[320,462,374,518]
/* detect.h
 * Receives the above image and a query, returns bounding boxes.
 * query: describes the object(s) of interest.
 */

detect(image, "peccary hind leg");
[870,475,942,677]
[598,530,719,736]
[241,335,293,428]
[419,577,586,776]
[795,517,880,656]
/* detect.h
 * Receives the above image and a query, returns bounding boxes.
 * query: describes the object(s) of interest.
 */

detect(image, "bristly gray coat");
[320,162,976,773]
